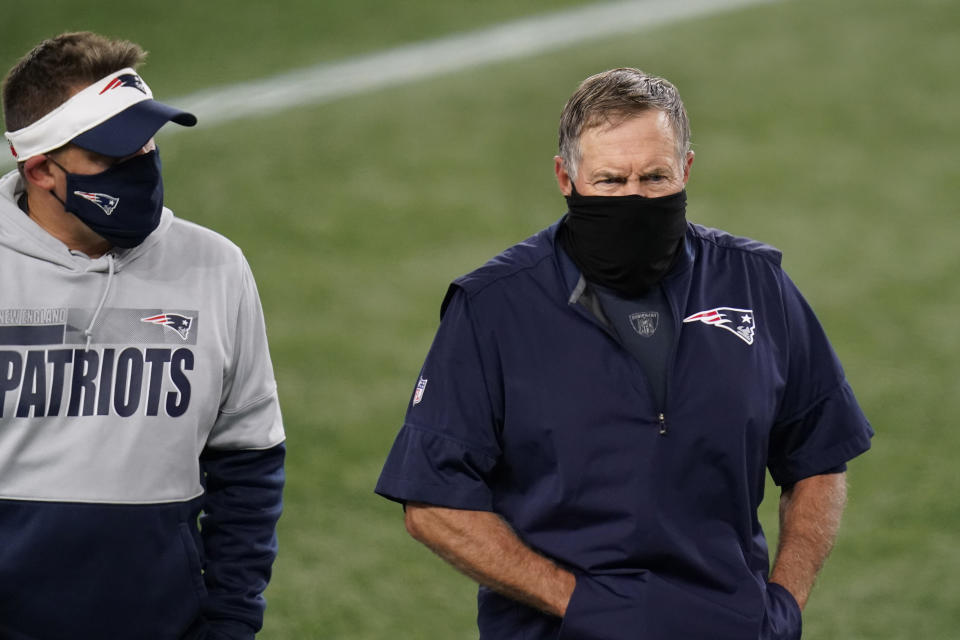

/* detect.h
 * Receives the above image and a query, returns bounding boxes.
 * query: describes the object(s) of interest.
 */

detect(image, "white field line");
[176,0,779,125]
[2,0,779,168]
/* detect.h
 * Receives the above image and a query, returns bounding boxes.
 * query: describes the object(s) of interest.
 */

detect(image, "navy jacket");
[377,220,873,639]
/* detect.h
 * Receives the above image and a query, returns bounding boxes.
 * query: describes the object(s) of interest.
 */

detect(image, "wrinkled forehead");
[578,109,680,151]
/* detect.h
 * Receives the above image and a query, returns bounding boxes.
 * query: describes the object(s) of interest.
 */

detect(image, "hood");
[0,169,173,273]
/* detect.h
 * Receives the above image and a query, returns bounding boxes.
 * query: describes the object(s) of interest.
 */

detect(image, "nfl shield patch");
[412,377,428,406]
[629,311,658,338]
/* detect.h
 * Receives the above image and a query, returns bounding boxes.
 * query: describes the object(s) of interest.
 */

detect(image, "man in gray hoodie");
[0,32,285,639]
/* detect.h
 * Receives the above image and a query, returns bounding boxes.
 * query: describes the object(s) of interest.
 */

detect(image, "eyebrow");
[75,148,116,165]
[590,169,627,180]
[639,168,670,177]
[590,166,673,180]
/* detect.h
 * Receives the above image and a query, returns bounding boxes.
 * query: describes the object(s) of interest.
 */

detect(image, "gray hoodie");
[0,169,285,638]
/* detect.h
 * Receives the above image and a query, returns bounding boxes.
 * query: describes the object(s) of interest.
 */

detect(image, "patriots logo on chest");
[683,307,756,345]
[141,313,193,340]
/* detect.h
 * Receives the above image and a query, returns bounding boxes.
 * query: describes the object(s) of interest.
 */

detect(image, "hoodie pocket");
[178,522,208,600]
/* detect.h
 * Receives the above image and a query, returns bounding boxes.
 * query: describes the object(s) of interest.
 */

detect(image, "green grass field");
[2,0,959,637]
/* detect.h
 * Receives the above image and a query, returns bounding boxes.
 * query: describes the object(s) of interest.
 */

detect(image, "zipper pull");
[658,413,667,435]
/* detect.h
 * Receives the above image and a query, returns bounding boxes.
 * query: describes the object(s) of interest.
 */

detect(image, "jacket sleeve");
[767,270,873,485]
[375,286,502,511]
[200,258,286,636]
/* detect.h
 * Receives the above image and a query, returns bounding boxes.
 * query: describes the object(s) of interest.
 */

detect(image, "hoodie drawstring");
[84,253,115,350]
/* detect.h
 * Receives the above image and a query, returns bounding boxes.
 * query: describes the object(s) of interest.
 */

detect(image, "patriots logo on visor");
[99,73,147,95]
[73,191,119,216]
[141,313,193,340]
[683,307,756,345]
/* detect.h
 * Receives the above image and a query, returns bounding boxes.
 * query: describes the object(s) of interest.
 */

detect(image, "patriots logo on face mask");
[73,191,119,216]
[683,307,756,345]
[99,73,148,95]
[141,313,193,340]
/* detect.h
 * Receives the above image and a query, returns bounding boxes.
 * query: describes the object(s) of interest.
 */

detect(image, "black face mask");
[47,150,164,248]
[559,188,688,298]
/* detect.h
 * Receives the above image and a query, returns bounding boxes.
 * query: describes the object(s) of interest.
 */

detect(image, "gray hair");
[558,68,691,180]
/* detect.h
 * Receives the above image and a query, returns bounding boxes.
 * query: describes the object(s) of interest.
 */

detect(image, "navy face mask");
[47,149,164,248]
[559,188,688,298]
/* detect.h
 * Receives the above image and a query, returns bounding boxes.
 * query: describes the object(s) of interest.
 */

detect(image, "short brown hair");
[558,68,691,180]
[2,31,147,133]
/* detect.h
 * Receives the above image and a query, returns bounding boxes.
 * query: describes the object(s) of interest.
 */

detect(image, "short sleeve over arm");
[767,272,873,486]
[376,287,502,511]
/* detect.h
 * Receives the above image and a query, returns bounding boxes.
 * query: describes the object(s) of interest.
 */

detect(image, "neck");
[24,188,112,258]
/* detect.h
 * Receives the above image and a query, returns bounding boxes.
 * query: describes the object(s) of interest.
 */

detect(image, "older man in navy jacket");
[377,68,872,639]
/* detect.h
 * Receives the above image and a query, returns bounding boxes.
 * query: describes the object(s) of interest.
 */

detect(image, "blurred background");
[2,0,957,637]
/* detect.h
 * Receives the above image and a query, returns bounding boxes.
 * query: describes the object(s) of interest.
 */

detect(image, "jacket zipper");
[658,280,685,437]
[564,233,690,437]
[572,285,679,437]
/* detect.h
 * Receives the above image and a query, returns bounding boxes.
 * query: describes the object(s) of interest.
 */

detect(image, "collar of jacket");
[552,215,696,306]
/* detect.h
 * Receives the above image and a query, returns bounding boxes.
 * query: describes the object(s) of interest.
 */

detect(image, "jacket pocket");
[559,572,763,640]
[761,582,802,640]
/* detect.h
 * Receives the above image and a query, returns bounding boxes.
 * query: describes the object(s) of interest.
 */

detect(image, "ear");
[681,150,695,185]
[22,155,58,191]
[554,155,573,196]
